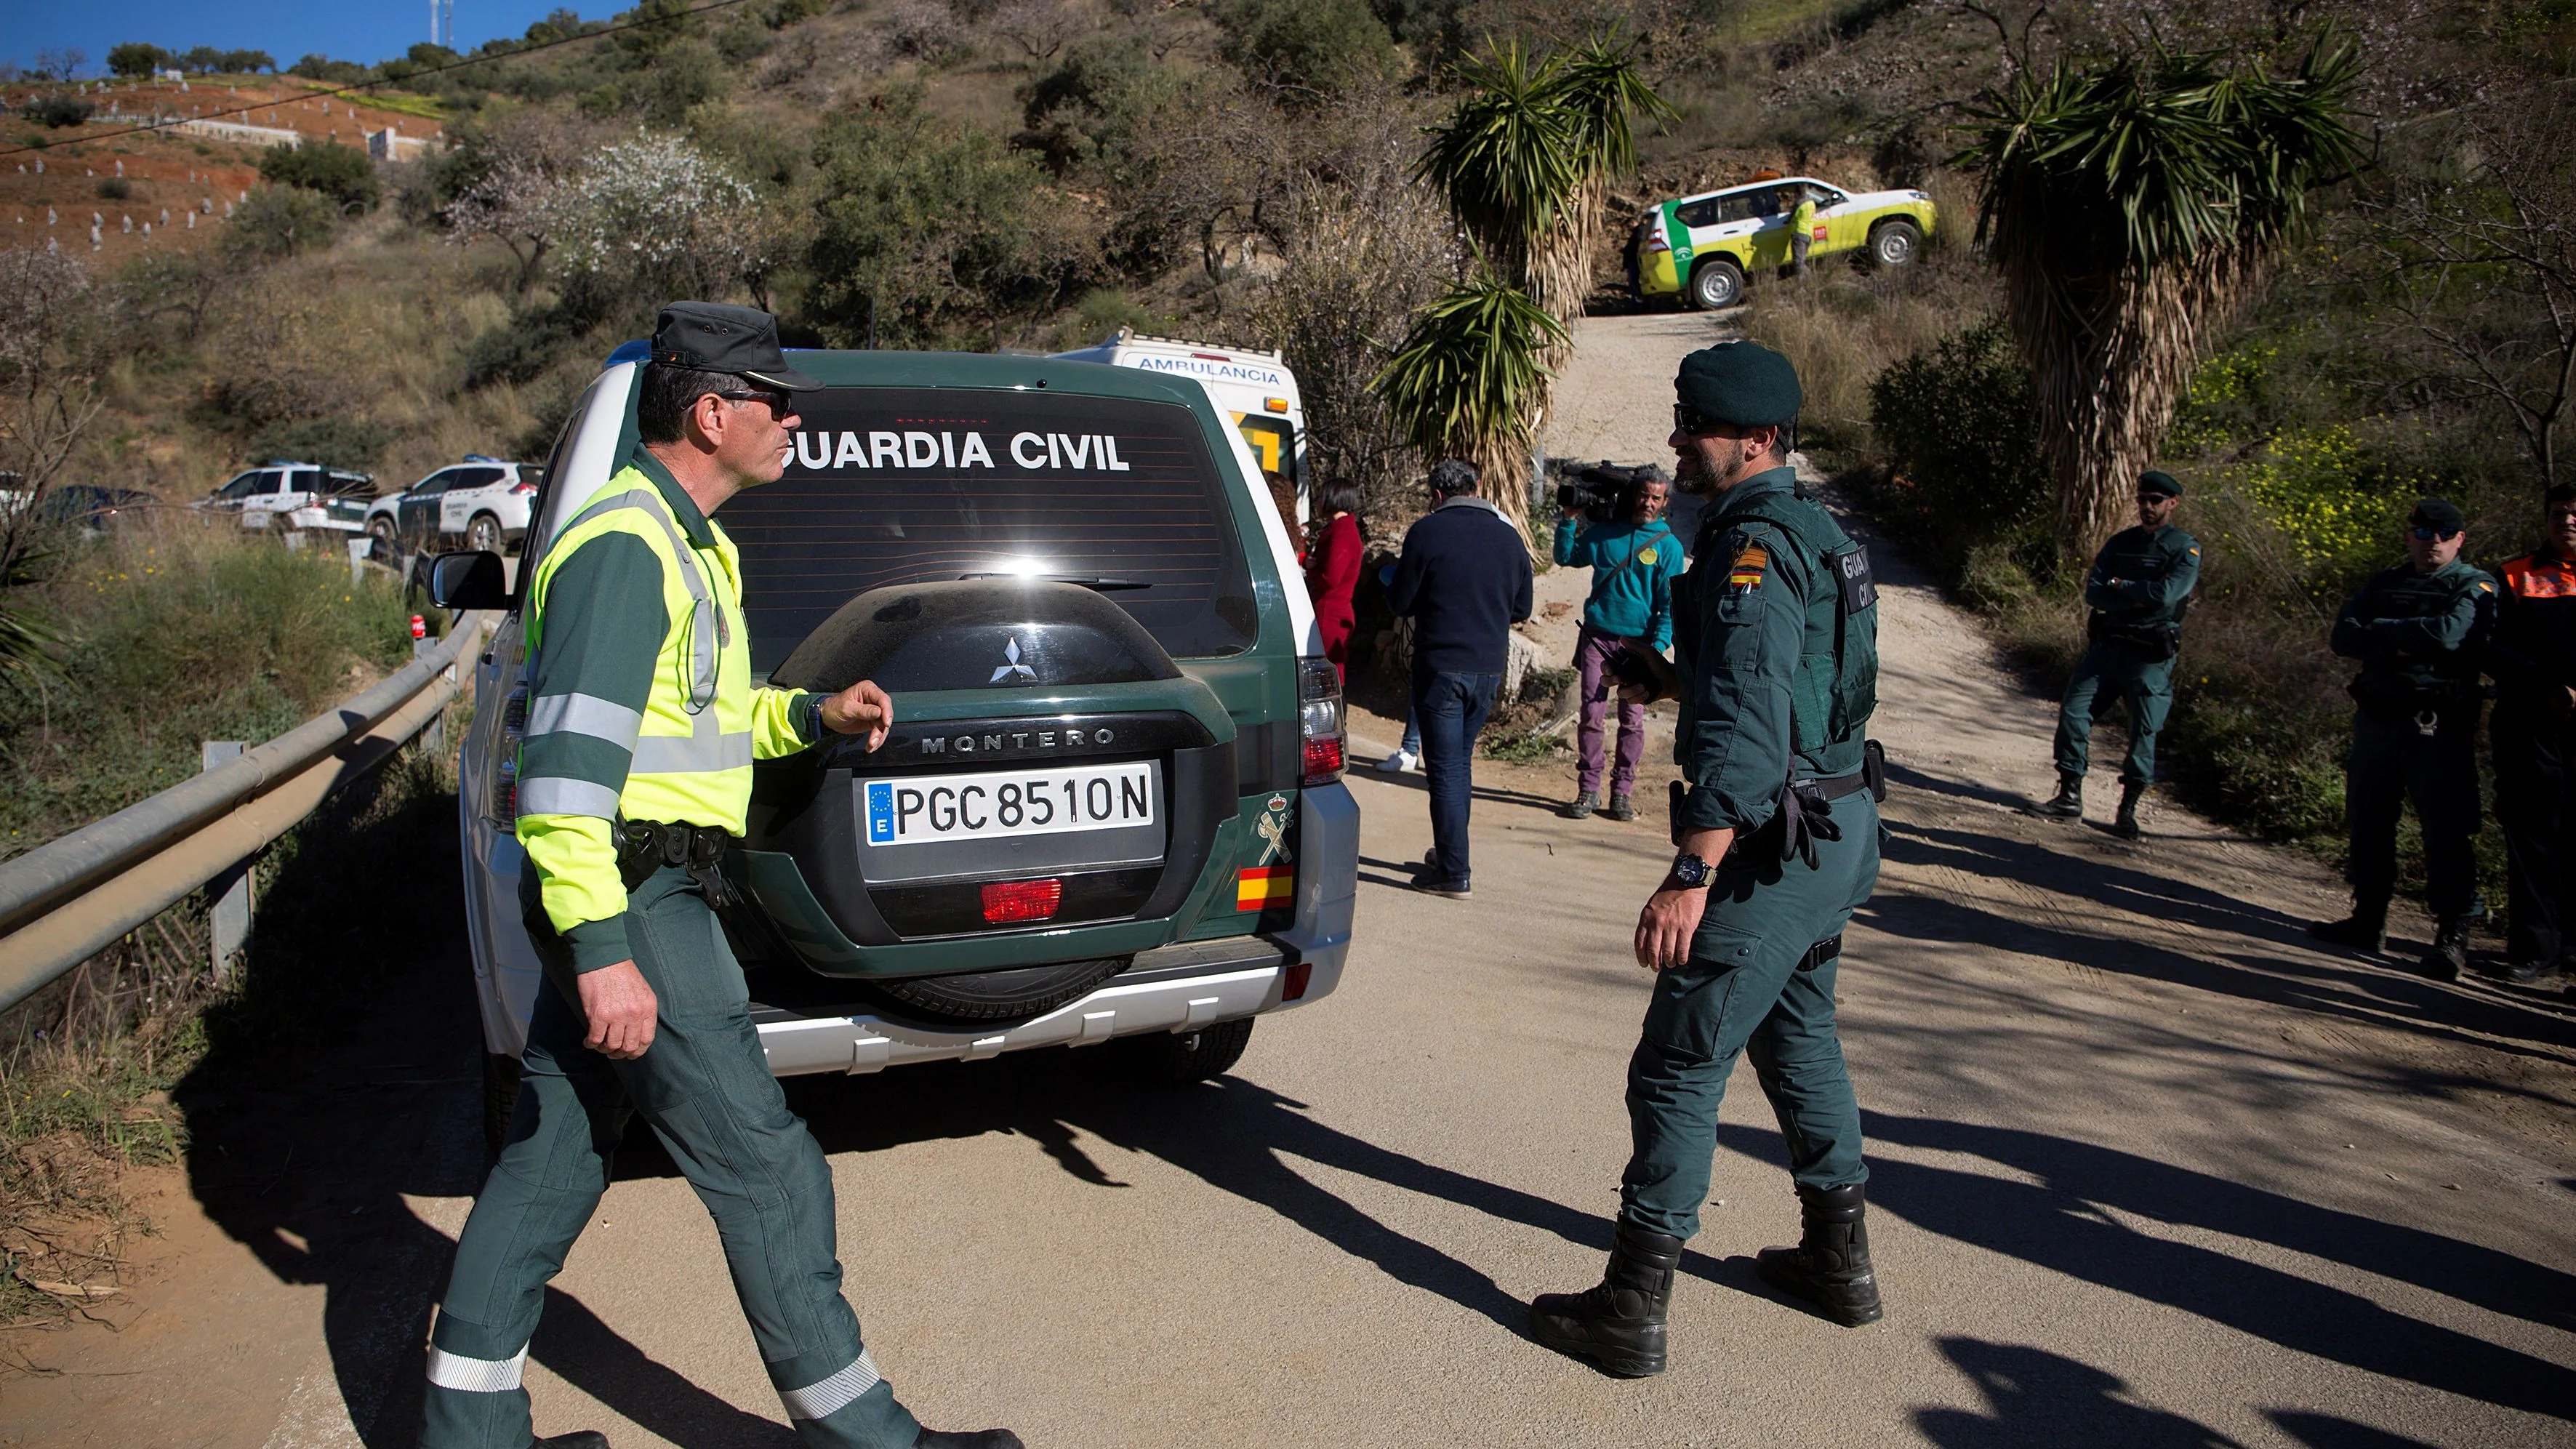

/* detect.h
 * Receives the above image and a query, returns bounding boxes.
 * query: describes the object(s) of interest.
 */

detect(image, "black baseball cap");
[650,301,822,392]
[2138,470,2182,499]
[2409,497,2466,531]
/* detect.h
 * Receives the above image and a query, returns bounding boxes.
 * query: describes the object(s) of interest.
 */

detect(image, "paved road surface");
[4,312,2570,1448]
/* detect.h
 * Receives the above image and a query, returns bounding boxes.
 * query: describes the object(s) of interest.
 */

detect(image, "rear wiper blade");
[957,573,1152,591]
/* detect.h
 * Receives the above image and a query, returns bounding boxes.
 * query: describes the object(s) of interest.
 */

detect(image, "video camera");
[1554,460,1667,525]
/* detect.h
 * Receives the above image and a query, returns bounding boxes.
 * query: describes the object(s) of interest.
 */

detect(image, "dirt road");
[4,312,2570,1449]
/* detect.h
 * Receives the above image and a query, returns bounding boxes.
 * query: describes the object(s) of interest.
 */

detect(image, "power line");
[0,0,757,160]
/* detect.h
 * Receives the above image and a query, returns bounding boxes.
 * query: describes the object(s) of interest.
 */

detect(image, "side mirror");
[428,550,510,610]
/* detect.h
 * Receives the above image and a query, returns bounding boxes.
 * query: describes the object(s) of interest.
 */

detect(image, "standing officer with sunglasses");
[2312,498,2496,981]
[422,302,1021,1449]
[1530,342,1885,1377]
[2039,470,2199,838]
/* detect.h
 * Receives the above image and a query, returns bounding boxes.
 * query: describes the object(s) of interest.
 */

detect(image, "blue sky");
[4,2,611,77]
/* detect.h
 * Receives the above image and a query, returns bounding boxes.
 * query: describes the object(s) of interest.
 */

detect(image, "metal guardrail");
[0,611,498,1015]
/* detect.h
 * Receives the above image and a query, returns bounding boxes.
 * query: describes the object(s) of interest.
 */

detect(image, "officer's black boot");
[1529,1221,1684,1376]
[915,1430,1025,1448]
[2039,774,2084,818]
[2308,896,2388,955]
[1755,1182,1885,1327]
[2113,780,2146,840]
[2419,915,2470,982]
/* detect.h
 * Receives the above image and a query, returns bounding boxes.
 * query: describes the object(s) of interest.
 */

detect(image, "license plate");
[862,761,1156,847]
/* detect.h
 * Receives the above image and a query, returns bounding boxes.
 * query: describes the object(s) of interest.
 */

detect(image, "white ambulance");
[1051,330,1309,518]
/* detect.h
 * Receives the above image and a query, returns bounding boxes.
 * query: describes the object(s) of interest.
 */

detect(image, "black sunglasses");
[713,388,793,414]
[2410,525,2462,541]
[1672,403,1730,435]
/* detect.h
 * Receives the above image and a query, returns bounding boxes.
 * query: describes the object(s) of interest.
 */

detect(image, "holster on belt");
[616,818,737,909]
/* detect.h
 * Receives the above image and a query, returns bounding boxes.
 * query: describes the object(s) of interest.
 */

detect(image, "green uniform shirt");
[1671,466,1873,834]
[515,447,824,971]
[2085,523,2199,630]
[2330,556,2497,705]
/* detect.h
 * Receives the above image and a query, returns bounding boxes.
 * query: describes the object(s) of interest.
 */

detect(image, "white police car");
[365,455,542,558]
[198,461,374,538]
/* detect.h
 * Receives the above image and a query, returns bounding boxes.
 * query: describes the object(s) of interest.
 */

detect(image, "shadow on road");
[170,765,784,1448]
[1869,823,2576,1067]
[1911,1337,2243,1447]
[1715,1113,2576,1421]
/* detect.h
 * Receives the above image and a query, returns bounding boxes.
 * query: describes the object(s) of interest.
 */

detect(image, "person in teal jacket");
[1554,469,1687,821]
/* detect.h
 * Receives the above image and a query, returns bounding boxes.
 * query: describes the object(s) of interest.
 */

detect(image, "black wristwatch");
[1668,851,1714,888]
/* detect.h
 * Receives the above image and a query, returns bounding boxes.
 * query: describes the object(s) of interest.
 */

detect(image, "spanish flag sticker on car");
[1729,542,1769,592]
[1237,867,1294,910]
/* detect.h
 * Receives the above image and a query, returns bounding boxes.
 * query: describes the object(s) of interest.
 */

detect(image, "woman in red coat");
[1304,479,1364,683]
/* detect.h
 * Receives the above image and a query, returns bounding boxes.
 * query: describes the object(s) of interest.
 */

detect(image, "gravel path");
[5,310,2569,1449]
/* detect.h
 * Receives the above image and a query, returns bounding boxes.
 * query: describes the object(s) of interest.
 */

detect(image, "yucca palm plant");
[1532,36,1673,331]
[1375,264,1568,547]
[1413,41,1581,292]
[1959,31,2362,557]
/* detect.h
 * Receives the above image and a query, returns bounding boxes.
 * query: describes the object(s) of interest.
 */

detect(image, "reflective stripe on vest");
[558,487,724,712]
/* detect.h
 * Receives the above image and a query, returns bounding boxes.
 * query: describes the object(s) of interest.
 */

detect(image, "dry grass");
[1735,223,2001,465]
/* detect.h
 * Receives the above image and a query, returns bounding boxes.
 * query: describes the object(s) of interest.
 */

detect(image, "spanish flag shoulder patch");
[1728,542,1770,592]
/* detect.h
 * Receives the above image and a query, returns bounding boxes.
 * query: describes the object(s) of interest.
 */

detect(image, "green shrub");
[1216,0,1402,99]
[257,140,381,213]
[95,177,129,201]
[0,529,410,852]
[20,95,95,129]
[1865,316,2054,585]
[106,43,172,79]
[461,310,579,391]
[246,417,393,472]
[220,184,337,260]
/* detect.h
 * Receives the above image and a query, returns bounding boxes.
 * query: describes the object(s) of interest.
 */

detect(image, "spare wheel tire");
[877,955,1131,1023]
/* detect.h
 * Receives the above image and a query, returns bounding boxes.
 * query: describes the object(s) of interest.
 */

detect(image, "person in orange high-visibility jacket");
[421,302,1022,1449]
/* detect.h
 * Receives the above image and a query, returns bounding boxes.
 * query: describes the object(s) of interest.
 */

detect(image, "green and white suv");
[1632,177,1936,310]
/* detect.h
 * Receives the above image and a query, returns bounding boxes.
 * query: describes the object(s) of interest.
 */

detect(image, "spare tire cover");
[875,956,1130,1024]
[770,579,1180,694]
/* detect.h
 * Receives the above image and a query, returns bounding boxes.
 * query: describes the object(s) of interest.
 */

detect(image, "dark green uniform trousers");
[2053,643,2174,785]
[422,867,920,1449]
[2347,707,2481,918]
[1621,791,1881,1240]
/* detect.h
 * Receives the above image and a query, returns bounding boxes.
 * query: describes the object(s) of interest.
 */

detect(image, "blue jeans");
[1399,709,1421,757]
[1412,667,1501,886]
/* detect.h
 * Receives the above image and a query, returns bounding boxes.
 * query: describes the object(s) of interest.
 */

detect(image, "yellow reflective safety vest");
[514,454,818,963]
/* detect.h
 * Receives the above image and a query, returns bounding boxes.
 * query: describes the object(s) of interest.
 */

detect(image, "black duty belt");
[1797,935,1842,972]
[616,818,738,907]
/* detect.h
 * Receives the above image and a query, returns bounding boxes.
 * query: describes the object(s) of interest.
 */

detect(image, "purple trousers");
[1575,624,1648,799]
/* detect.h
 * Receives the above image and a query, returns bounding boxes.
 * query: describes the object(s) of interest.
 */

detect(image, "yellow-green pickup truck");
[1631,177,1935,310]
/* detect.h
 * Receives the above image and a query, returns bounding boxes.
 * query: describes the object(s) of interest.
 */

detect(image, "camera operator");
[1552,465,1686,822]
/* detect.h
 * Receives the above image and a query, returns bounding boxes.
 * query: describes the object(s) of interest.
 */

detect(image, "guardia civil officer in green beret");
[422,303,1021,1449]
[2039,470,2200,838]
[1530,341,1887,1376]
[2311,498,2496,982]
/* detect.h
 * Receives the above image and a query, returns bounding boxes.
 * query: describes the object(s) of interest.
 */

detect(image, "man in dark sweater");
[1388,459,1535,897]
[2487,483,2576,987]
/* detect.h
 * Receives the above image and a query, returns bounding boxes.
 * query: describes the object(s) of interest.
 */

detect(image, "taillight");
[510,480,537,495]
[1643,212,1672,252]
[1298,655,1344,786]
[490,684,528,826]
[1282,962,1313,1000]
[982,878,1063,925]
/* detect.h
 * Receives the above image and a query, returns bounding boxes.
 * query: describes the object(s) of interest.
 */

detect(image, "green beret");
[1675,342,1802,428]
[2410,497,2465,531]
[2138,470,2182,499]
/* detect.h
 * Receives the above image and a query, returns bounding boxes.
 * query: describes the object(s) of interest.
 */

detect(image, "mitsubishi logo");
[989,636,1038,683]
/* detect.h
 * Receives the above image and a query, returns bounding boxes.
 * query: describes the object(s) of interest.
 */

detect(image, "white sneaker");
[1376,749,1419,773]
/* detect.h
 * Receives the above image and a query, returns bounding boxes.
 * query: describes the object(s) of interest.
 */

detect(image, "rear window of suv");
[719,388,1261,673]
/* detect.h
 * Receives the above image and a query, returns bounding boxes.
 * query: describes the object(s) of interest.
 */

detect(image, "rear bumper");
[752,778,1357,1075]
[757,937,1293,1075]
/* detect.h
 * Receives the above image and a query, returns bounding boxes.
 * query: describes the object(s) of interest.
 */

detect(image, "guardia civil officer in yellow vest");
[1530,342,1886,1376]
[422,304,1022,1449]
